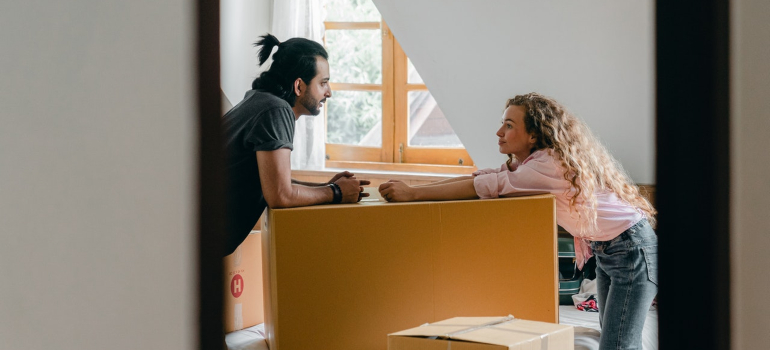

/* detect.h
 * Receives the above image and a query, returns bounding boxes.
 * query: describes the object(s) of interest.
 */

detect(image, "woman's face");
[496,105,536,160]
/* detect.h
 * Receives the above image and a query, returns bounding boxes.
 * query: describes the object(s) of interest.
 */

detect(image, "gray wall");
[0,1,197,349]
[374,0,654,183]
[731,0,770,348]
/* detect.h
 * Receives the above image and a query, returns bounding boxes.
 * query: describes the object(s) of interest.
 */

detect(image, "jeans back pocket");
[641,245,659,286]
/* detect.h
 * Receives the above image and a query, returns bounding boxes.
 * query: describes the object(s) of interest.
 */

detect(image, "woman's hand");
[378,180,417,202]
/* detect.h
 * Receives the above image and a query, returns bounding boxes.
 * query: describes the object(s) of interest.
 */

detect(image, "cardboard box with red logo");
[223,231,264,333]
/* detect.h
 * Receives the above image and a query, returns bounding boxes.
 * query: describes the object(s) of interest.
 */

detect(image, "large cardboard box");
[262,195,558,350]
[388,316,574,350]
[223,231,264,333]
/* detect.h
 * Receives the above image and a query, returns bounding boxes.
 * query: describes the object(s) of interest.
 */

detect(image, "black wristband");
[328,183,342,204]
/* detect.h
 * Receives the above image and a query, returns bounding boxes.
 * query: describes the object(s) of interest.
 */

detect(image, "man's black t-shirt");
[223,89,295,255]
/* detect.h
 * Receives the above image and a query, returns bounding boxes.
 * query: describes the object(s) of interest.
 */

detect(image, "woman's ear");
[293,78,303,96]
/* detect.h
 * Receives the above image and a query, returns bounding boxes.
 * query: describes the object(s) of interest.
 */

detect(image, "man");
[222,34,369,255]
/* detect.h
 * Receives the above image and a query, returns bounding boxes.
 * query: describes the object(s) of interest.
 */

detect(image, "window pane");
[408,91,464,147]
[326,90,382,146]
[325,0,381,22]
[407,58,424,84]
[326,29,382,84]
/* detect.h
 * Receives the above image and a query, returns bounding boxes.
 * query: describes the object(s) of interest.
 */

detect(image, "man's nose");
[326,87,332,98]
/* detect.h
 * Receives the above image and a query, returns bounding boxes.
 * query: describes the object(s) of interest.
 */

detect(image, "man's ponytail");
[255,34,281,66]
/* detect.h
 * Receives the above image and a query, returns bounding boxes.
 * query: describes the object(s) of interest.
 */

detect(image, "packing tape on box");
[440,315,516,337]
[488,323,549,350]
[427,316,549,350]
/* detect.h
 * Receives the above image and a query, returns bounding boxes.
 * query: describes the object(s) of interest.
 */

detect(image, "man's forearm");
[271,183,335,208]
[291,178,328,187]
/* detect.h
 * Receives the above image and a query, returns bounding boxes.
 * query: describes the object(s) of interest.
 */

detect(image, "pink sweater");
[472,149,643,269]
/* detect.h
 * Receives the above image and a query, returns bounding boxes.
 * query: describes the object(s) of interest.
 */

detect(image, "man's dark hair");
[252,34,329,106]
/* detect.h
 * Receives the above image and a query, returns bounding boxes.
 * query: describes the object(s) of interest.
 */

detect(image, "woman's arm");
[378,178,478,202]
[412,175,473,188]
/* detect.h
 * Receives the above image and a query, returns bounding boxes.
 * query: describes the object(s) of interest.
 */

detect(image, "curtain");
[272,0,327,170]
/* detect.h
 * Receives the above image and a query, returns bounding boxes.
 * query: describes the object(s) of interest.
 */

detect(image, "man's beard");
[298,94,324,116]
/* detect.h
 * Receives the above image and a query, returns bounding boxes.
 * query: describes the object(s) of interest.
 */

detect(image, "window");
[323,0,475,174]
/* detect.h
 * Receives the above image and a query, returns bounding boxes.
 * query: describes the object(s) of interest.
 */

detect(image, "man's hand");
[328,171,354,184]
[335,176,371,203]
[378,180,416,202]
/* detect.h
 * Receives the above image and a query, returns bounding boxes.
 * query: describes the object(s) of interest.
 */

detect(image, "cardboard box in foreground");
[388,316,574,350]
[223,231,263,333]
[262,195,558,350]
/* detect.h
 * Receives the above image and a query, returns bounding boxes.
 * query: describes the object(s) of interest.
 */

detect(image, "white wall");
[731,0,770,348]
[221,0,273,106]
[376,3,770,347]
[373,0,654,183]
[0,1,196,349]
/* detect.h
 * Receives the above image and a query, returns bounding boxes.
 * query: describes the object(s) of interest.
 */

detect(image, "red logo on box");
[230,274,244,298]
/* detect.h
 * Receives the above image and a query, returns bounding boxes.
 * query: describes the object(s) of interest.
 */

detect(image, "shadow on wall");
[222,89,233,114]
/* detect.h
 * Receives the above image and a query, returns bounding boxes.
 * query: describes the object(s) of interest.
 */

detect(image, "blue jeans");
[591,219,658,350]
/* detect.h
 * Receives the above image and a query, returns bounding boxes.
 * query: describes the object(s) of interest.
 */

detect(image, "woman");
[379,92,657,350]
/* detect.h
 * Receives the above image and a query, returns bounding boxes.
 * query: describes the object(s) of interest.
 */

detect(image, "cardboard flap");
[390,317,574,348]
[389,317,516,345]
[494,319,571,335]
[452,319,574,348]
[451,326,538,347]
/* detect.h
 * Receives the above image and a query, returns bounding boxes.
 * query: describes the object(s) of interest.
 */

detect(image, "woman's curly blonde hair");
[506,92,656,235]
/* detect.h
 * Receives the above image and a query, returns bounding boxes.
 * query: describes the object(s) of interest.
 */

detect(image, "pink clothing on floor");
[472,149,643,269]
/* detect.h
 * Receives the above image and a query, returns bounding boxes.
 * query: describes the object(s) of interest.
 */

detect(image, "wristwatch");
[327,183,342,204]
